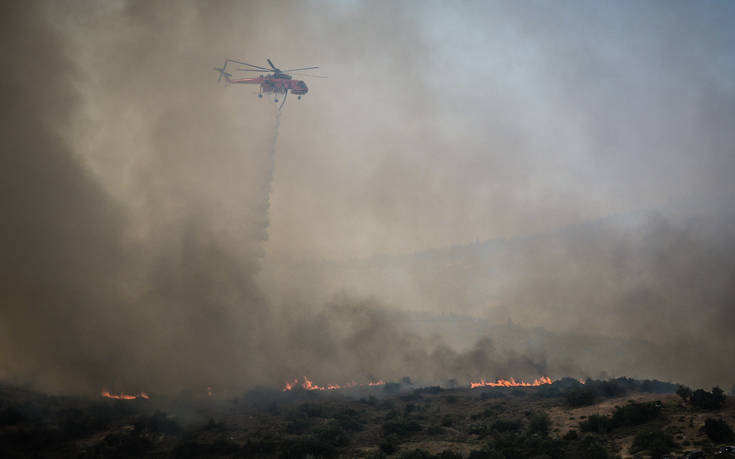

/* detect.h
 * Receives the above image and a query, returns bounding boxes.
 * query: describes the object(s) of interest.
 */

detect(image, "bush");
[134,411,181,435]
[379,437,399,454]
[611,401,662,427]
[399,449,433,459]
[579,415,613,434]
[566,434,611,459]
[630,429,676,459]
[334,408,365,432]
[384,383,402,393]
[565,386,597,407]
[299,402,326,417]
[172,438,239,459]
[690,387,727,410]
[677,385,692,402]
[491,419,522,433]
[527,412,551,436]
[0,406,25,426]
[277,436,338,459]
[315,425,349,447]
[382,419,422,437]
[702,417,734,442]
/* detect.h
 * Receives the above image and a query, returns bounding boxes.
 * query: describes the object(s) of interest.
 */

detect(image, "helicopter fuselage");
[227,74,308,95]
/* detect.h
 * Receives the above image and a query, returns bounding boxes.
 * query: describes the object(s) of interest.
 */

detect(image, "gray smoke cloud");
[1,1,735,393]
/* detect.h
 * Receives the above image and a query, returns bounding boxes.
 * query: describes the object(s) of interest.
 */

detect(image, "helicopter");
[214,58,324,109]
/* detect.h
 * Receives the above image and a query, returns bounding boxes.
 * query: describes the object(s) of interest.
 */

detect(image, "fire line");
[469,376,552,389]
[101,389,150,400]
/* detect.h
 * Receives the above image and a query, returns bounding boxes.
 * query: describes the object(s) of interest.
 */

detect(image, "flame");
[282,377,385,392]
[469,376,552,389]
[101,389,150,400]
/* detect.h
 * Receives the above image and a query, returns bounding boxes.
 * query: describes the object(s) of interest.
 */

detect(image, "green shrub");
[299,402,327,417]
[382,419,422,437]
[565,386,597,407]
[491,419,522,433]
[691,387,727,410]
[702,417,734,442]
[579,415,613,434]
[630,429,676,459]
[565,434,611,459]
[611,401,662,427]
[527,412,551,436]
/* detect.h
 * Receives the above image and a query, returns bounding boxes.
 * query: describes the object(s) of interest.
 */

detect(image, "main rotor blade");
[226,58,269,70]
[267,58,279,71]
[292,72,328,78]
[283,66,319,72]
[235,68,266,72]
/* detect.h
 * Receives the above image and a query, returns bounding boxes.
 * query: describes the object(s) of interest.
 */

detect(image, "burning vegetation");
[1,378,731,458]
[101,389,150,400]
[282,377,386,392]
[469,376,553,389]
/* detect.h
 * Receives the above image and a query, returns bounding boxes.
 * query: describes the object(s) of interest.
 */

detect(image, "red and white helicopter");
[214,58,324,109]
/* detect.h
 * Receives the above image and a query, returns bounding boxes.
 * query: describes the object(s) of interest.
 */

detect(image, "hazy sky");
[65,0,735,261]
[2,1,735,393]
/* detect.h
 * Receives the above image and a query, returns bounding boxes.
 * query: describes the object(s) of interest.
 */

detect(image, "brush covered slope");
[1,378,734,458]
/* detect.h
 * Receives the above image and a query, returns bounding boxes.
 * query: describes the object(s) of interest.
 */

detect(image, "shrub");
[299,402,326,417]
[315,425,349,447]
[702,417,734,442]
[566,434,611,459]
[0,406,25,426]
[382,419,422,437]
[333,408,365,432]
[565,386,597,407]
[379,437,399,454]
[630,429,676,459]
[527,412,551,436]
[134,411,181,435]
[277,435,338,459]
[579,415,613,434]
[677,385,692,402]
[490,419,522,433]
[172,438,239,459]
[384,383,401,393]
[611,401,662,427]
[399,449,433,459]
[690,387,727,410]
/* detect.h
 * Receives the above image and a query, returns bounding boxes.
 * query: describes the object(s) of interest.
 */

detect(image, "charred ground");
[1,378,733,458]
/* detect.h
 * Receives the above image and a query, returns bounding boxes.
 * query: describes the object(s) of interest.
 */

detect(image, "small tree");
[690,387,726,410]
[676,385,692,402]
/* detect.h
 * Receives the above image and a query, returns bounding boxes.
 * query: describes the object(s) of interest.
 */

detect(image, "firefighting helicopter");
[214,58,324,109]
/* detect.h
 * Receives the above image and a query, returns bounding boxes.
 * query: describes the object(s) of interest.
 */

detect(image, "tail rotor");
[214,59,232,83]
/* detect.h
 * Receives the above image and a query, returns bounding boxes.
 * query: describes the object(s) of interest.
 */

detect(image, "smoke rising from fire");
[2,1,735,393]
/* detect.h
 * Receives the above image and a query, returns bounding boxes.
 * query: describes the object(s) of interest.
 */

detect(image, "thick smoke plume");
[2,1,735,393]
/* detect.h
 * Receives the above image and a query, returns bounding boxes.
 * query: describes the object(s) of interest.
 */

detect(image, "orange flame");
[101,389,150,400]
[469,376,552,389]
[282,377,385,392]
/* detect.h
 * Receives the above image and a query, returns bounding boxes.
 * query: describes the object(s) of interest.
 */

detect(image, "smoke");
[2,1,735,393]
